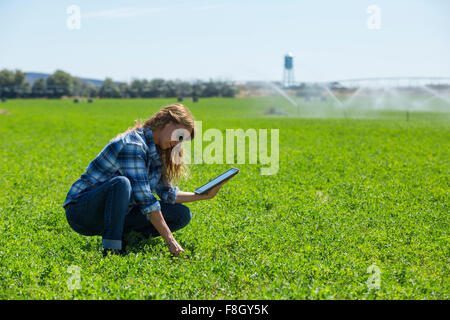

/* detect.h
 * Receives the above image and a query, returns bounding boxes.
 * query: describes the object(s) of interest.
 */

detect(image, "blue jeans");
[64,176,191,250]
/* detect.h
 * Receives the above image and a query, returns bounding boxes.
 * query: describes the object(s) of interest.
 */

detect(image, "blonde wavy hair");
[114,103,195,185]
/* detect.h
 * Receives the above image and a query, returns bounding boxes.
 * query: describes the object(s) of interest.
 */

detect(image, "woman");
[63,103,225,257]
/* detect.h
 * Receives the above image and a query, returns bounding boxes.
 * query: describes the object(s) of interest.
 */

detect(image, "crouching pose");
[63,103,224,257]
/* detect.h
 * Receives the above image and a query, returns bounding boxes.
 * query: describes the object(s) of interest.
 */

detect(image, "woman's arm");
[149,184,223,256]
[175,180,227,204]
[174,191,208,203]
[148,209,184,256]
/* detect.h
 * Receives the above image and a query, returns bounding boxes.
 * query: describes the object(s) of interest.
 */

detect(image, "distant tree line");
[0,69,238,99]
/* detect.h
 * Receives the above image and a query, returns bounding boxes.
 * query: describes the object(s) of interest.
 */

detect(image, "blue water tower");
[283,52,295,88]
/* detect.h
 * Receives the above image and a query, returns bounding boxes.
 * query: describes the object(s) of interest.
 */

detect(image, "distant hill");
[25,72,104,87]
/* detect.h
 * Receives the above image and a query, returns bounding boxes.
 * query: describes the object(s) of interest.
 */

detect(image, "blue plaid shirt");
[63,127,179,215]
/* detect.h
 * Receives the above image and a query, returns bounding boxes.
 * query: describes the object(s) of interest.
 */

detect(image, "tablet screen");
[195,168,239,194]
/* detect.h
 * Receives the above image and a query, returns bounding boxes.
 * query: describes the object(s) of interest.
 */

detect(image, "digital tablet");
[194,168,240,195]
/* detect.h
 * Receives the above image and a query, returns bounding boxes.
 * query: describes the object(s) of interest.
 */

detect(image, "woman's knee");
[110,176,132,198]
[178,204,192,227]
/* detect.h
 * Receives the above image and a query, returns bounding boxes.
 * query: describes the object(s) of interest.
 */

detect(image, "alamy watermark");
[170,121,279,175]
[366,264,381,292]
[67,265,81,290]
[367,5,381,30]
[69,4,382,31]
[67,5,81,30]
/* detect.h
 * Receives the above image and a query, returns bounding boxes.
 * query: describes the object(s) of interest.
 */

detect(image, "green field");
[0,98,449,299]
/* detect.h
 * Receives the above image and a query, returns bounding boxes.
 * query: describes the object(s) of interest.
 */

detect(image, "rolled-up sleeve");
[118,143,161,214]
[155,179,180,204]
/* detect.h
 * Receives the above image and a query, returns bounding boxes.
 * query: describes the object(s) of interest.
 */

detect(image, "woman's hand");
[166,238,184,257]
[174,180,230,203]
[202,180,227,200]
[148,209,184,256]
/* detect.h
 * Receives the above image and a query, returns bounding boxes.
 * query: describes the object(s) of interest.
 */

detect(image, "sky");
[0,0,449,83]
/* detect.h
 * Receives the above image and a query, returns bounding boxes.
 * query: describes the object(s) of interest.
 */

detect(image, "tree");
[202,80,220,97]
[99,78,121,98]
[118,82,130,98]
[0,68,239,99]
[163,80,177,97]
[220,83,237,97]
[84,82,99,98]
[175,80,192,97]
[31,78,46,98]
[14,70,28,97]
[129,79,143,98]
[72,77,83,96]
[149,79,165,98]
[0,69,28,98]
[46,70,74,98]
[0,69,15,88]
[20,82,31,97]
[73,78,98,97]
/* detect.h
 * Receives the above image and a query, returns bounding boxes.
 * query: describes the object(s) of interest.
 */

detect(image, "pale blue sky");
[1,0,449,82]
